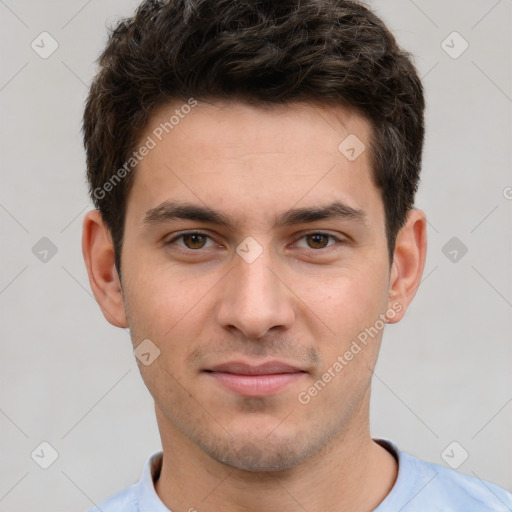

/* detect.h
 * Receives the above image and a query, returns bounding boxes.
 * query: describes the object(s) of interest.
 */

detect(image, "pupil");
[186,234,205,248]
[310,234,327,248]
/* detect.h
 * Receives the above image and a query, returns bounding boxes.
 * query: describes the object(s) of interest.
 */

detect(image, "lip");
[207,361,304,375]
[204,360,306,397]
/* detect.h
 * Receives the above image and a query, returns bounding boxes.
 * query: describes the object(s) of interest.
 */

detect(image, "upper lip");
[206,361,305,375]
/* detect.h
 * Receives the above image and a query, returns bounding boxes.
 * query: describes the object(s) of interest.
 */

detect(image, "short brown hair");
[83,0,425,277]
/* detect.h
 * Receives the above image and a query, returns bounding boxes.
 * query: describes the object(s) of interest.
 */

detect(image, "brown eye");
[293,232,343,253]
[306,233,331,249]
[165,231,214,251]
[181,233,208,249]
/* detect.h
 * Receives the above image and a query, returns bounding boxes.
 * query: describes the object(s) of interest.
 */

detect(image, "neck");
[153,402,397,511]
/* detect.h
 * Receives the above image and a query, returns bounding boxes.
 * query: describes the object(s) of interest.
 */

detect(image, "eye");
[294,232,341,250]
[165,231,216,250]
[164,230,343,253]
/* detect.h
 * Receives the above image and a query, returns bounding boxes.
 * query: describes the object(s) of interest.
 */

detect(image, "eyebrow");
[142,200,368,229]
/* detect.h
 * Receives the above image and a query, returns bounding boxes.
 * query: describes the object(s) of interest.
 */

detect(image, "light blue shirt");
[87,440,512,511]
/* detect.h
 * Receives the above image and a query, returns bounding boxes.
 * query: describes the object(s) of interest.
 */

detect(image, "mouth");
[203,361,307,397]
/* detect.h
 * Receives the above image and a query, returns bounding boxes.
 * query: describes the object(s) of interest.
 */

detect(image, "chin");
[198,431,318,472]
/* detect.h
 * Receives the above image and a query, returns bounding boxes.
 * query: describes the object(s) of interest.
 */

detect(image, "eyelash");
[164,230,344,253]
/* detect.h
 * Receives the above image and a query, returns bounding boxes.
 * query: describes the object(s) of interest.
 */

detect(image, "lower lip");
[205,371,305,397]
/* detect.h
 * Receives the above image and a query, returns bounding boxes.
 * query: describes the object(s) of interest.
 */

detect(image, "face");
[116,100,399,471]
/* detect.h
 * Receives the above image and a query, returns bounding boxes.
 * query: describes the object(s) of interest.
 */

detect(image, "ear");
[82,210,128,328]
[386,208,427,323]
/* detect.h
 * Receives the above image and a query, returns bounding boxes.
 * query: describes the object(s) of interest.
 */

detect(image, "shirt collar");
[136,450,169,512]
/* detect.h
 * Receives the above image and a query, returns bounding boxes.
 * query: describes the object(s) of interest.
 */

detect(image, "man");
[81,0,512,510]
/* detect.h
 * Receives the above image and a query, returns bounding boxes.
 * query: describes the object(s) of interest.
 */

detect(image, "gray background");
[0,1,511,510]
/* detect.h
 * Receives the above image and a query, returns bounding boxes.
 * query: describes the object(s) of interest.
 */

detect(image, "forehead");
[125,99,383,231]
[145,99,371,156]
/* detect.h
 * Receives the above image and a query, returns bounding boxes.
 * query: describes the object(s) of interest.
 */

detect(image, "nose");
[215,244,295,340]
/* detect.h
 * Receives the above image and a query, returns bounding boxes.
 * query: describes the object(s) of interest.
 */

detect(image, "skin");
[82,99,427,512]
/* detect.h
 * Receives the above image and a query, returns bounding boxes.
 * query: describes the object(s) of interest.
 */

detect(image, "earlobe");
[386,209,427,324]
[82,210,128,328]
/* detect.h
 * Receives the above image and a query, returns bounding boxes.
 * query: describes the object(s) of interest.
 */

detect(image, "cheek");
[301,263,389,336]
[123,255,202,332]
[122,260,210,372]
[302,273,387,408]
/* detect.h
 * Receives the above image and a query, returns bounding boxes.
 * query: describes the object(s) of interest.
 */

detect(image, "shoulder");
[84,451,164,512]
[376,440,512,512]
[85,483,138,512]
[404,451,512,510]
